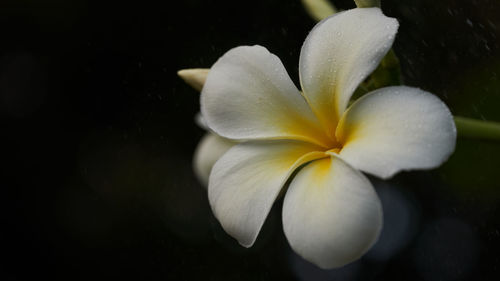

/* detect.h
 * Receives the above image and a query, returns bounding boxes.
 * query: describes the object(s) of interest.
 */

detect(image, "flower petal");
[282,155,382,269]
[299,8,398,135]
[193,133,235,186]
[336,86,457,179]
[201,45,332,148]
[194,112,209,130]
[209,140,326,247]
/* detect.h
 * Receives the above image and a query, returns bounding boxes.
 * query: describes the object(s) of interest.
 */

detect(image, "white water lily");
[199,8,456,269]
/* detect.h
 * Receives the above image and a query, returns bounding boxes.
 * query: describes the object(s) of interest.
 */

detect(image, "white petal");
[209,141,326,247]
[201,45,332,148]
[194,112,208,130]
[299,8,398,135]
[336,86,457,179]
[283,155,382,269]
[193,133,235,186]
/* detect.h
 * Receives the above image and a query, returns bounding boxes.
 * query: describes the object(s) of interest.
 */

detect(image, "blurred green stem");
[354,0,380,8]
[454,116,500,141]
[301,0,338,21]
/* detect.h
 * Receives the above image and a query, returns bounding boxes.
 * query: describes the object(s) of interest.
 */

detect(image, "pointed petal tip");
[176,69,187,76]
[238,240,254,248]
[177,68,195,79]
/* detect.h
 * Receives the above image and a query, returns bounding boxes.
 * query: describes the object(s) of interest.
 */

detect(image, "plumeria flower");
[197,8,456,268]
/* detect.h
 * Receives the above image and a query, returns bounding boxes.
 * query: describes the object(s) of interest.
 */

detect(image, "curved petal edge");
[201,45,331,147]
[193,133,235,186]
[337,86,457,179]
[209,141,326,247]
[283,155,383,269]
[299,8,399,134]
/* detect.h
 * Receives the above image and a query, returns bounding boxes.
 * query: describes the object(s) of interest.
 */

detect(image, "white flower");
[199,8,456,269]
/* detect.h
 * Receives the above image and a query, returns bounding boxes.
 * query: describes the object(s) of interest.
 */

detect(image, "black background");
[2,0,500,280]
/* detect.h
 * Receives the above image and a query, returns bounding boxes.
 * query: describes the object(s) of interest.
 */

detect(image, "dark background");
[2,0,500,280]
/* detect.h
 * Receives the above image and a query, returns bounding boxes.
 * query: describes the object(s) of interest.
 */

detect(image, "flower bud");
[177,68,210,92]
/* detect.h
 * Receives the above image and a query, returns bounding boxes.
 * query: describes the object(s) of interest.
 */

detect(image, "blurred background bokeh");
[2,0,500,280]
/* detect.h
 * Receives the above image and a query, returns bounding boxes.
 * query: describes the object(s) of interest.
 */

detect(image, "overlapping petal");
[191,5,458,271]
[193,133,235,186]
[299,8,398,136]
[283,155,382,269]
[336,86,457,179]
[209,141,326,247]
[201,45,332,147]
